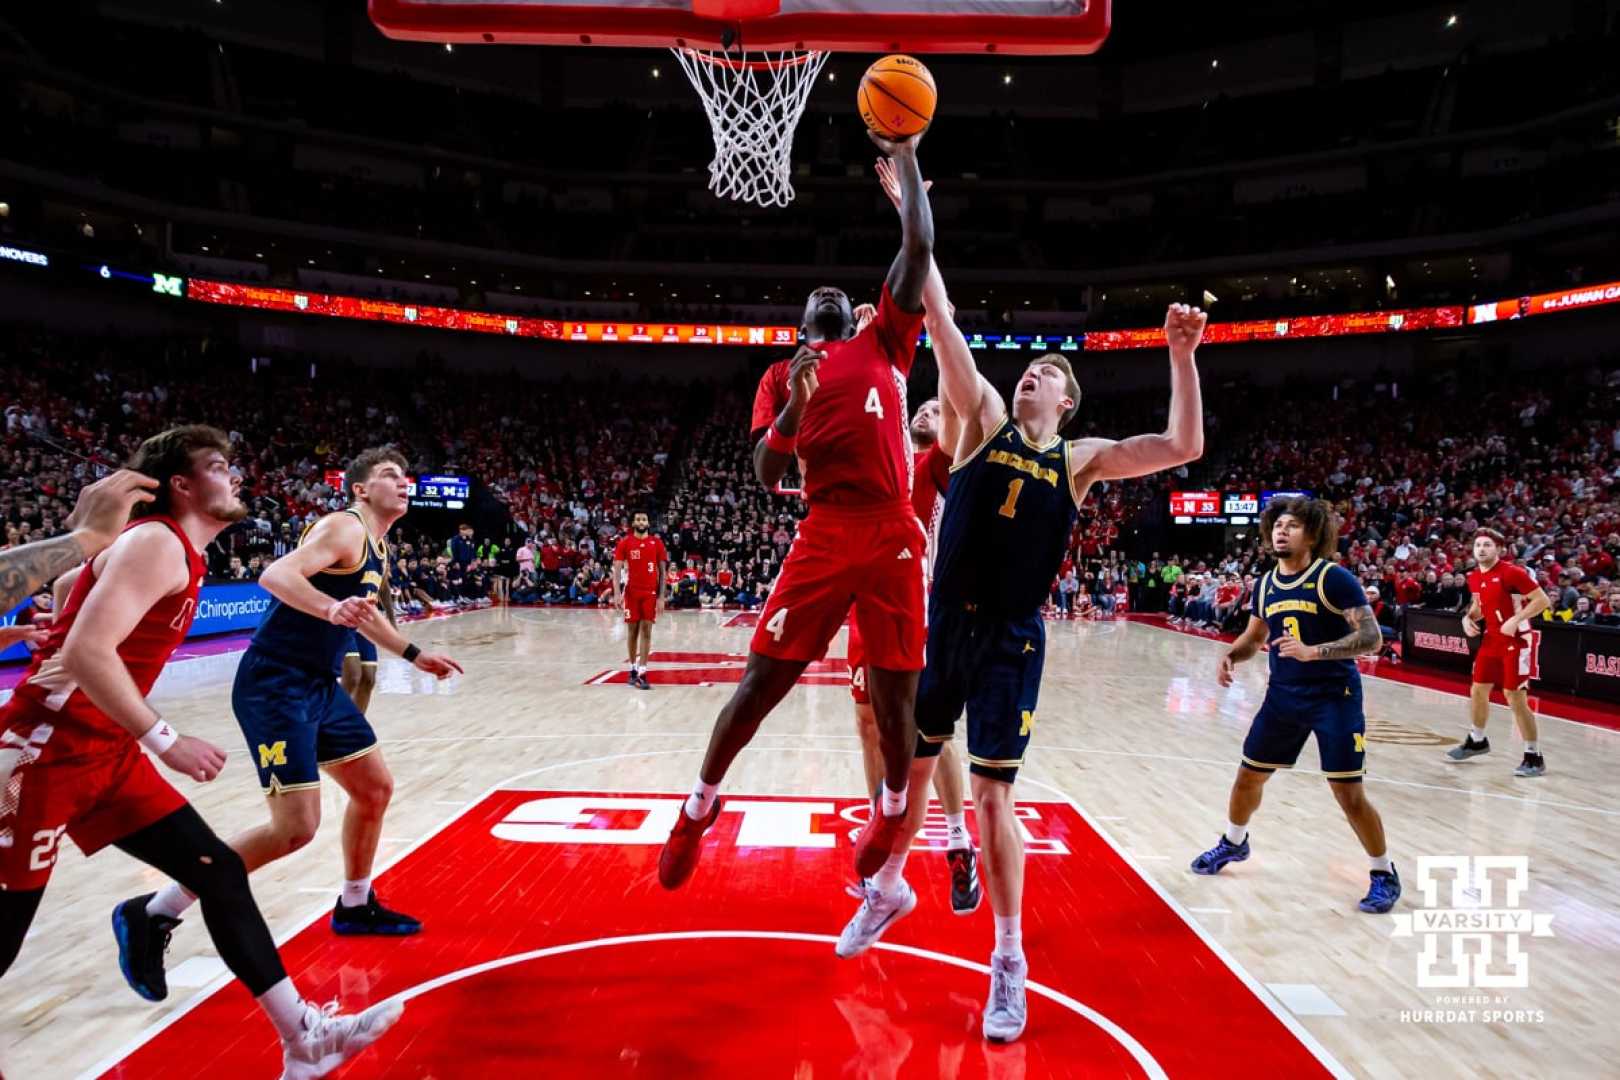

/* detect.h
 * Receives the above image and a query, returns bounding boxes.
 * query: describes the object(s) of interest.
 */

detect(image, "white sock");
[874,851,909,896]
[147,883,196,920]
[257,977,308,1041]
[1224,820,1249,846]
[879,782,906,818]
[993,914,1023,960]
[1370,853,1393,874]
[685,778,719,821]
[1524,741,1539,754]
[341,878,372,908]
[1471,725,1488,741]
[945,811,969,850]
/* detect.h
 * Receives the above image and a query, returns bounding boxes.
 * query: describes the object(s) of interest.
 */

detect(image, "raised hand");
[867,127,925,158]
[1164,303,1208,362]
[853,303,877,334]
[67,470,159,553]
[874,157,933,214]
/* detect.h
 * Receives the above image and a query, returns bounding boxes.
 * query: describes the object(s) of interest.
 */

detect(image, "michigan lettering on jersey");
[986,449,1061,488]
[1265,599,1320,618]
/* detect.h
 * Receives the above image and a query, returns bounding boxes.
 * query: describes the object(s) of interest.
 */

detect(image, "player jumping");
[613,511,669,690]
[1447,527,1551,776]
[658,128,935,888]
[0,426,401,1078]
[1192,496,1401,915]
[834,221,1207,1043]
[121,447,463,983]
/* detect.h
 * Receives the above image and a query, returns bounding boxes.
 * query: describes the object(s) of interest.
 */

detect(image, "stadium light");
[1445,14,1458,28]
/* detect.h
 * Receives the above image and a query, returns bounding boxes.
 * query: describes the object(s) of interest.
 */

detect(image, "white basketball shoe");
[281,998,405,1079]
[835,878,917,958]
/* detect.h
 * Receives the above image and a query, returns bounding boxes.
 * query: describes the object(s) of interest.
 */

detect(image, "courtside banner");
[1403,608,1620,703]
[190,582,275,637]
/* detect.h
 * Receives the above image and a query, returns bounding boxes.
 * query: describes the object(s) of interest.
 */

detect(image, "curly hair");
[1260,496,1339,562]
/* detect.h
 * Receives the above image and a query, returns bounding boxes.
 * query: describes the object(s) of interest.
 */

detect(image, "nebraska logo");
[1586,654,1620,679]
[1413,631,1469,655]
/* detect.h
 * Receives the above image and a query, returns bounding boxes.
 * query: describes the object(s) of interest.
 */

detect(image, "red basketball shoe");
[658,797,722,890]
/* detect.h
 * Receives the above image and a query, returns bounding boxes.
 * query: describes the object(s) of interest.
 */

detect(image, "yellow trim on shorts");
[968,753,1025,768]
[1241,756,1294,770]
[920,733,954,744]
[1321,768,1366,779]
[318,743,380,769]
[264,776,322,796]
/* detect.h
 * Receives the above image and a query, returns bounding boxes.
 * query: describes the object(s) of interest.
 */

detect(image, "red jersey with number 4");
[4,517,205,752]
[751,284,924,509]
[1467,560,1537,641]
[614,534,669,594]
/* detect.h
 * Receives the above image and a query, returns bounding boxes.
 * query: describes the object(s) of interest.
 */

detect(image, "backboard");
[368,0,1112,56]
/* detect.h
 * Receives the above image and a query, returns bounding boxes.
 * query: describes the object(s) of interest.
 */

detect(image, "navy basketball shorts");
[1241,681,1366,782]
[332,629,379,677]
[914,603,1045,783]
[233,647,380,795]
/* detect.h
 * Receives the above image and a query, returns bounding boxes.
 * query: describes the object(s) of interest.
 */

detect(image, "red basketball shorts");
[752,503,927,672]
[847,621,869,705]
[1472,638,1530,691]
[624,590,658,624]
[0,714,186,892]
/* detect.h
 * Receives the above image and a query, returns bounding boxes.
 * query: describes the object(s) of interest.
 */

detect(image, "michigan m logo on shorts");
[258,742,288,768]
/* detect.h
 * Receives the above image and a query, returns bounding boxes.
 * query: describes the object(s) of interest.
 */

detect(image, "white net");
[671,46,830,208]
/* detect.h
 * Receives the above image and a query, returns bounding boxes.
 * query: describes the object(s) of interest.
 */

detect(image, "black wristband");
[402,643,421,663]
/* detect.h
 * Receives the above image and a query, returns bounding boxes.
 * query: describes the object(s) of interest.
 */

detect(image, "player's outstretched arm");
[1070,304,1207,484]
[259,512,378,627]
[0,471,156,610]
[919,262,1002,459]
[870,133,934,313]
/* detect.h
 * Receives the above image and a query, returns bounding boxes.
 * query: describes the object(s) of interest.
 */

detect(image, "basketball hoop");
[671,45,830,208]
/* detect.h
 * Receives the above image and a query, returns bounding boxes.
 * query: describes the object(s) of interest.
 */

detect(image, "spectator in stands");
[1596,588,1620,626]
[1570,597,1594,625]
[1365,586,1397,640]
[1058,569,1079,616]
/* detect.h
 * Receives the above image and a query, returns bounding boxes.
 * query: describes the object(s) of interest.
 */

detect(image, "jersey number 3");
[1282,616,1302,640]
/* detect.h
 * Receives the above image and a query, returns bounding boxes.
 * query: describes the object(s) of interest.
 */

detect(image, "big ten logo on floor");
[1391,856,1555,994]
[489,795,1069,854]
[1363,717,1451,746]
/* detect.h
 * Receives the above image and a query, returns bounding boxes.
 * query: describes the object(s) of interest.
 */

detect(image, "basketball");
[858,54,937,140]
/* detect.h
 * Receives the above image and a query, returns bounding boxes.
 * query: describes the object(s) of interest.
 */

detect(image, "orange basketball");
[858,54,936,140]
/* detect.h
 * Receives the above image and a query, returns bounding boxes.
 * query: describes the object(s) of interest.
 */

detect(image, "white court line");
[1132,855,1172,861]
[78,745,1341,1079]
[1187,907,1232,915]
[1128,617,1620,737]
[1018,773,1354,1080]
[369,931,1168,1080]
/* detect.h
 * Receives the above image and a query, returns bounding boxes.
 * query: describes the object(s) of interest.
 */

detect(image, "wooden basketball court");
[4,607,1615,1078]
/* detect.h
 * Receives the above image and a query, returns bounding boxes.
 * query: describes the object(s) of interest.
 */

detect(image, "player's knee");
[352,771,394,815]
[270,807,321,854]
[971,777,1014,818]
[1329,778,1367,808]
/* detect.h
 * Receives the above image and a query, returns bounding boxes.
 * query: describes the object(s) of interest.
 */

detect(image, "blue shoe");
[331,891,422,936]
[1190,835,1250,875]
[112,893,181,1002]
[1360,865,1402,913]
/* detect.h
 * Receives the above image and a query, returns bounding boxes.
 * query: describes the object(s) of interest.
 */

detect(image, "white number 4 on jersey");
[864,387,884,419]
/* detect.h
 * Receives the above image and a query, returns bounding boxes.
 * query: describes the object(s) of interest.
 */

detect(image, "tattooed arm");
[0,470,158,610]
[1275,605,1383,662]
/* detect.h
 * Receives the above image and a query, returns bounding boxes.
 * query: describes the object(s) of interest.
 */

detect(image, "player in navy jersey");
[1191,496,1400,916]
[120,447,463,984]
[834,218,1209,1044]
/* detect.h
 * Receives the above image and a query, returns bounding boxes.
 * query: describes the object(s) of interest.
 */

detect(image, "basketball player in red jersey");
[0,427,401,1078]
[844,382,980,912]
[613,511,669,690]
[659,129,935,888]
[1448,528,1551,776]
